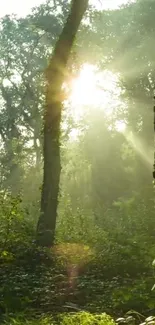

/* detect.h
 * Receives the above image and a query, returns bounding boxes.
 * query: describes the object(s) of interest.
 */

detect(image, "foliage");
[0,0,155,320]
[2,312,115,325]
[59,312,115,325]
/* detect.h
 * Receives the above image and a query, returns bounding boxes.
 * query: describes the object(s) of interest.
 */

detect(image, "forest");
[0,0,155,324]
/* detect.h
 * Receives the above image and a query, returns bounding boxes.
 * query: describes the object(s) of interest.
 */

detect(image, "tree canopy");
[0,0,154,322]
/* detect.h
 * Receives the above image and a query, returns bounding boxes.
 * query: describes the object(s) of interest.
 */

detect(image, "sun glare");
[115,120,127,133]
[69,64,121,120]
[65,63,127,141]
[70,65,98,107]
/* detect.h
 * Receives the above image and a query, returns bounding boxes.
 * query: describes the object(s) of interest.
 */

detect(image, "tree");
[36,0,89,247]
[0,3,66,194]
[0,15,46,193]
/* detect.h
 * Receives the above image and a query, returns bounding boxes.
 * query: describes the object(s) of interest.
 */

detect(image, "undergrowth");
[2,312,116,325]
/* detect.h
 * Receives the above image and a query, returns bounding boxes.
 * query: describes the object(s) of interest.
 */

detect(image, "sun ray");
[124,130,153,167]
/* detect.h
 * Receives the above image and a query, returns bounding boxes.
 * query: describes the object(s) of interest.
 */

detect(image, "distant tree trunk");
[37,0,89,247]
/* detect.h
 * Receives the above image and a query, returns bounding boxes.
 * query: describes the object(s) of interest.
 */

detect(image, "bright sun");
[70,64,120,109]
[69,64,126,133]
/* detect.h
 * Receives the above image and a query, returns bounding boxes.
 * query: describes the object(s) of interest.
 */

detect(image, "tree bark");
[37,0,89,247]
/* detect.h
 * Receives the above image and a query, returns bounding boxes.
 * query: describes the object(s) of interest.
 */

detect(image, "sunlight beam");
[123,130,153,167]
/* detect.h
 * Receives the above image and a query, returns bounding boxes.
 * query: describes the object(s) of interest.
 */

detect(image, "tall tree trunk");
[37,0,89,247]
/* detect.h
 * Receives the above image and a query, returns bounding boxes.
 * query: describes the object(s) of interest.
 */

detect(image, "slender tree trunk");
[37,0,89,247]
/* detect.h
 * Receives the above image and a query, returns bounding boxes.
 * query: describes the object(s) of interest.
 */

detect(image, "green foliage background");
[0,0,155,322]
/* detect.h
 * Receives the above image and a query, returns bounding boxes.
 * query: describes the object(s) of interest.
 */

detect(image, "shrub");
[59,312,116,325]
